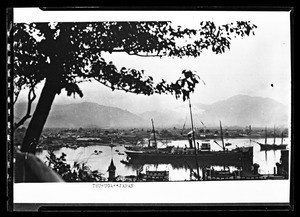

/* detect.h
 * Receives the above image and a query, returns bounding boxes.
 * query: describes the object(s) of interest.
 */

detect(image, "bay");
[36,137,290,181]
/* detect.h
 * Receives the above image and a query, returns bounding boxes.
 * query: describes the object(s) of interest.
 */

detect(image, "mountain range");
[14,95,289,128]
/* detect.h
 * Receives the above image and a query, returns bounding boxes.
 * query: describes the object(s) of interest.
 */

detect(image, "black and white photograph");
[8,8,293,210]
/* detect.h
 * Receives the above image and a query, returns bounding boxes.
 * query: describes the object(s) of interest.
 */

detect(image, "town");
[14,126,289,151]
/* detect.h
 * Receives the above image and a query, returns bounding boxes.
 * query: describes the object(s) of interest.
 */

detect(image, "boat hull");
[124,147,253,168]
[259,144,287,151]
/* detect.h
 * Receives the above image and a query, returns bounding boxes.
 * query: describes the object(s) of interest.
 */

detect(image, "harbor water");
[36,137,290,181]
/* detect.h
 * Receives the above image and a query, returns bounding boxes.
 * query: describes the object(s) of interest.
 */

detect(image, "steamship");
[124,101,253,167]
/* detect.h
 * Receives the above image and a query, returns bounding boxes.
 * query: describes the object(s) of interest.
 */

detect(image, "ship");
[124,100,253,169]
[254,126,287,151]
[258,143,287,151]
[124,143,253,167]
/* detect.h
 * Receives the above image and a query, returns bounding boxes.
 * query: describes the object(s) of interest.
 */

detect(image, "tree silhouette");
[13,21,256,154]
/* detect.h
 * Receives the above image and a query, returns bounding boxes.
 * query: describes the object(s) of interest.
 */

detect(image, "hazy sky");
[15,9,291,113]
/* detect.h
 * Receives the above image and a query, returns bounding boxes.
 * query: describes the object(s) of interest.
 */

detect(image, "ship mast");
[219,120,226,171]
[188,99,200,180]
[249,125,252,146]
[189,99,197,149]
[273,125,276,145]
[151,119,157,149]
[265,126,267,145]
[219,120,225,151]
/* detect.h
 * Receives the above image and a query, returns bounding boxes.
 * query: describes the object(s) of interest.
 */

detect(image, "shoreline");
[35,135,289,152]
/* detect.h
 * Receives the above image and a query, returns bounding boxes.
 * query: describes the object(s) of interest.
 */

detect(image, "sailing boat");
[124,119,174,153]
[254,126,287,151]
[124,100,253,168]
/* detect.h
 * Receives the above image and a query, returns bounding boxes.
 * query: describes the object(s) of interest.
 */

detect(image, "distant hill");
[139,95,289,128]
[192,95,289,128]
[14,95,289,129]
[197,95,289,127]
[14,102,148,128]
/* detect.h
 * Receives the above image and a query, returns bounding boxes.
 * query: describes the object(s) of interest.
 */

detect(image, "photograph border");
[6,6,294,212]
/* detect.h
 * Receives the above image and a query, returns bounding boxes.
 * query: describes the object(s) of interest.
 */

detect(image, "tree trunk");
[21,74,59,155]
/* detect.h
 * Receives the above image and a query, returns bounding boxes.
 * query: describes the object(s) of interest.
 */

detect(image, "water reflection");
[264,150,267,161]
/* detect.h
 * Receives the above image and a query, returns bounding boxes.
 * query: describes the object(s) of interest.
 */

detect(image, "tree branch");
[93,77,141,94]
[14,87,36,131]
[111,49,167,57]
[85,47,166,58]
[127,52,165,57]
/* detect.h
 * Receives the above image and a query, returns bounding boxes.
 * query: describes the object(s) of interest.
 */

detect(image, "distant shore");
[34,135,289,152]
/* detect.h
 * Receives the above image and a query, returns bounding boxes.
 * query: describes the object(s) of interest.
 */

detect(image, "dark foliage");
[46,150,105,182]
[13,21,256,154]
[13,21,256,101]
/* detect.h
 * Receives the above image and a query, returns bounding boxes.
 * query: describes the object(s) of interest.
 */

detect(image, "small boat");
[120,159,130,165]
[69,144,78,149]
[109,143,116,148]
[94,150,102,155]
